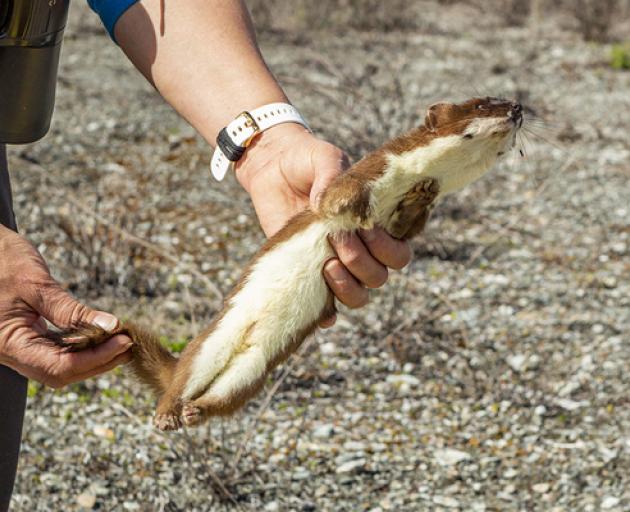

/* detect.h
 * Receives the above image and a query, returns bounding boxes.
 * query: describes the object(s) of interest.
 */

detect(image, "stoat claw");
[153,413,182,431]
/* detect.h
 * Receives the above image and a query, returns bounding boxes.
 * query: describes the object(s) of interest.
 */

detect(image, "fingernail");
[112,335,133,352]
[93,313,119,332]
[325,261,346,282]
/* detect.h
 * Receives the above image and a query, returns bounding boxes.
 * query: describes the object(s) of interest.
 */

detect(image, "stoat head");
[425,97,522,156]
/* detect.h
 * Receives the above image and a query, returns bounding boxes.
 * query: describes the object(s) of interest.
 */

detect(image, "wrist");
[235,122,313,193]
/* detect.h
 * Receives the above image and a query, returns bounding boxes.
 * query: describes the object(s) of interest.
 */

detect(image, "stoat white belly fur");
[57,97,523,430]
[183,220,333,403]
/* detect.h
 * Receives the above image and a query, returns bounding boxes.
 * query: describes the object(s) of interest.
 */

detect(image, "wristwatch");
[210,102,310,181]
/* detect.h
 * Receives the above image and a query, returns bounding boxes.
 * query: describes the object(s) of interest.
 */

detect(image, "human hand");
[0,225,132,388]
[235,124,411,327]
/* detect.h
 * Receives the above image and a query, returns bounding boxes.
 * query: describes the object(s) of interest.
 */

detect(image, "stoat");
[56,97,523,431]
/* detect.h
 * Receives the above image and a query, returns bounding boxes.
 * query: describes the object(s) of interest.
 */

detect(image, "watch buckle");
[237,111,260,146]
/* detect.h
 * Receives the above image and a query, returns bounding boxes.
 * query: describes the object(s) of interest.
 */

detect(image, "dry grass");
[570,0,618,42]
[248,0,629,41]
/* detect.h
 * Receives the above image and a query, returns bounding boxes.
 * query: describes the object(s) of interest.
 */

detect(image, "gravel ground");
[8,2,629,511]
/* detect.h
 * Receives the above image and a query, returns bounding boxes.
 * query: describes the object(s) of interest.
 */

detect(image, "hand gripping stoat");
[55,97,523,431]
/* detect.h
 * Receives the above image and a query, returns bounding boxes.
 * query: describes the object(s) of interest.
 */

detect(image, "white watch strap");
[210,103,310,181]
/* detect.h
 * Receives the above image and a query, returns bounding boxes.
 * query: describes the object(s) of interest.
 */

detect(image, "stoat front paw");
[319,180,372,228]
[154,412,183,431]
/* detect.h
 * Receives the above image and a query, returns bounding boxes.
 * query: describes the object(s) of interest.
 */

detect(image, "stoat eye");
[463,134,474,139]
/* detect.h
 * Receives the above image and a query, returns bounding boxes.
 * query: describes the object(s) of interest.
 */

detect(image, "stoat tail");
[52,322,177,396]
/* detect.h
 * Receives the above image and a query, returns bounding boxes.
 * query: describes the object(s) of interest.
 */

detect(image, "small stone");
[336,459,366,474]
[292,467,310,480]
[264,501,280,511]
[558,380,581,397]
[592,323,605,334]
[528,354,541,369]
[433,495,460,508]
[503,484,516,494]
[504,468,518,479]
[601,496,620,509]
[534,405,547,416]
[402,362,415,373]
[532,482,550,493]
[314,485,328,498]
[507,353,527,372]
[344,441,366,451]
[77,493,96,509]
[92,426,115,440]
[556,398,587,411]
[434,448,471,465]
[312,424,334,438]
[386,374,420,386]
[101,162,125,173]
[611,242,626,254]
[320,342,336,355]
[498,305,514,316]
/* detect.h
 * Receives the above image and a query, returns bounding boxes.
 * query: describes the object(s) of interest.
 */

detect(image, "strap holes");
[238,126,242,132]
[232,131,236,136]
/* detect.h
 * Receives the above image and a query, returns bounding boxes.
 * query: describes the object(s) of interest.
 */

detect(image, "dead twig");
[65,195,224,304]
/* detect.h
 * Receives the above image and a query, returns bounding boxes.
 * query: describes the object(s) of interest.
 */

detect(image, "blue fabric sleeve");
[87,0,140,42]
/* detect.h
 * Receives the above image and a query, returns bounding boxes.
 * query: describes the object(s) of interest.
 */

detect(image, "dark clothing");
[0,144,28,512]
[0,145,16,230]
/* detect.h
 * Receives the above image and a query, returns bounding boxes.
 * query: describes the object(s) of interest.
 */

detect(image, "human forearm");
[114,0,287,145]
[112,1,411,318]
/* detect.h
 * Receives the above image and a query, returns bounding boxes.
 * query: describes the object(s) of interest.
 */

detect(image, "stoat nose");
[509,102,523,126]
[510,103,523,119]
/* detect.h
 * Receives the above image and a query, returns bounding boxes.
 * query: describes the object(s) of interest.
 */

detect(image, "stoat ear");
[425,102,451,132]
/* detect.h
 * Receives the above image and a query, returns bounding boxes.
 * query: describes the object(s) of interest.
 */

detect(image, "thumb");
[27,280,119,332]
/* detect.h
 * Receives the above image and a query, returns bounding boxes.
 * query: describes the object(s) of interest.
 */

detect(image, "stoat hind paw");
[182,402,204,427]
[153,412,183,431]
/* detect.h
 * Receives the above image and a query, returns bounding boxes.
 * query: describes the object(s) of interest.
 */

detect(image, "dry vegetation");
[9,1,629,511]
[249,0,630,41]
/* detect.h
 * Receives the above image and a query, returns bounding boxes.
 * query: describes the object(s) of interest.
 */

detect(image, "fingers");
[60,350,132,386]
[323,259,369,309]
[324,228,411,311]
[25,279,120,333]
[358,228,411,270]
[43,334,132,388]
[329,232,389,289]
[318,314,337,329]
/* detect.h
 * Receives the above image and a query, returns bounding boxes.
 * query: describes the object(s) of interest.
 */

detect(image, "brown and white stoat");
[56,97,523,431]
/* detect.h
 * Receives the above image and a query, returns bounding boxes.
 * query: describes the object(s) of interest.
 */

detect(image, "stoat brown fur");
[56,97,523,431]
